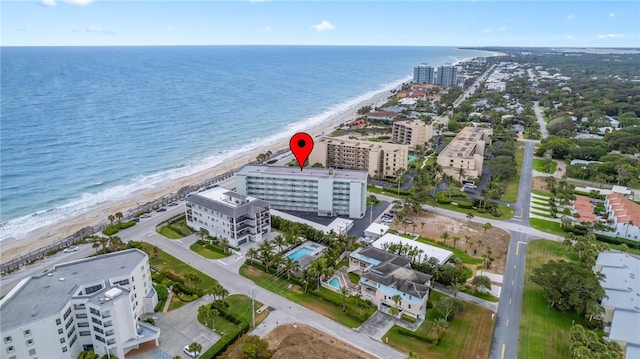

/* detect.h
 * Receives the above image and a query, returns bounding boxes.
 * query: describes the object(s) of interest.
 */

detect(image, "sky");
[1,0,639,47]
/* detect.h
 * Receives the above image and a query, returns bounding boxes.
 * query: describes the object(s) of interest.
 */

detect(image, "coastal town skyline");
[2,0,639,47]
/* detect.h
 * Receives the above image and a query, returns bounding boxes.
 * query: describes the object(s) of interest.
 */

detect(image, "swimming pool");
[287,247,313,261]
[328,277,341,289]
[408,154,419,163]
[310,243,320,248]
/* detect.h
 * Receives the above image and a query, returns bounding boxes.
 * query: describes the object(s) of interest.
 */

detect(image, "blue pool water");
[287,247,313,261]
[408,154,419,163]
[310,244,320,248]
[328,277,342,289]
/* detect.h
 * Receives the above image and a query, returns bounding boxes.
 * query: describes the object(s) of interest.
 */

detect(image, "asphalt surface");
[533,101,549,139]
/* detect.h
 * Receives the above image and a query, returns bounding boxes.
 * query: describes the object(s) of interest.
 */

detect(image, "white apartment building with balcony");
[185,187,271,246]
[236,165,367,219]
[0,249,159,359]
[392,119,433,148]
[309,136,408,179]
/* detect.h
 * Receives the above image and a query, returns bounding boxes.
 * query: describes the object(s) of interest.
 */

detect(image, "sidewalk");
[432,283,498,312]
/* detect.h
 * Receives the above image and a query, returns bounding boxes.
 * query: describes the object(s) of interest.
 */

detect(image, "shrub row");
[395,327,435,343]
[401,313,417,323]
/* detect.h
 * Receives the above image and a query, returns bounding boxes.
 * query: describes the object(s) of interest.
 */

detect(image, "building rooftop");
[573,195,596,223]
[610,310,640,347]
[607,192,640,224]
[0,249,147,331]
[187,187,270,218]
[596,252,640,312]
[372,233,453,265]
[237,165,369,182]
[439,127,491,159]
[317,136,407,153]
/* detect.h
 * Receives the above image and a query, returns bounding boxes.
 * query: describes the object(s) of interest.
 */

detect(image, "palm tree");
[482,222,492,241]
[198,227,209,241]
[450,282,465,297]
[115,212,123,225]
[198,305,214,329]
[220,238,230,254]
[441,231,450,246]
[420,222,425,233]
[246,248,257,265]
[108,214,115,226]
[388,306,400,325]
[152,245,160,259]
[340,286,349,312]
[471,275,492,292]
[273,235,287,253]
[187,342,202,357]
[466,212,474,223]
[392,294,402,311]
[92,241,100,253]
[457,167,466,182]
[99,237,108,253]
[433,318,448,345]
[452,236,460,250]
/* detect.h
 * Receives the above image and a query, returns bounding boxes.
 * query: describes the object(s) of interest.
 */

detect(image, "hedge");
[457,201,474,209]
[401,313,417,323]
[395,327,435,343]
[177,292,198,302]
[199,321,250,359]
[437,197,452,204]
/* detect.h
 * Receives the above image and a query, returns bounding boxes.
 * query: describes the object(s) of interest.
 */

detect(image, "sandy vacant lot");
[391,212,510,275]
[265,323,376,359]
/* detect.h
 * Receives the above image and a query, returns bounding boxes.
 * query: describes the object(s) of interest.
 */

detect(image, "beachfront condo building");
[185,187,271,246]
[235,165,367,219]
[413,64,435,84]
[437,126,492,181]
[392,119,433,148]
[308,136,408,179]
[349,247,433,320]
[0,249,159,359]
[436,65,458,87]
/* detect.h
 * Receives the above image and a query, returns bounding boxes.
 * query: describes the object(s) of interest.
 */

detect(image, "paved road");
[533,101,549,139]
[509,141,536,224]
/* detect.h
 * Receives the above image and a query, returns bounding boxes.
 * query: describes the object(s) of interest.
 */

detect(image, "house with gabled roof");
[349,247,432,321]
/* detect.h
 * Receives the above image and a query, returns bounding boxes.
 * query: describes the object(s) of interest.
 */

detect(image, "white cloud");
[312,20,335,32]
[567,14,575,20]
[64,0,94,5]
[609,12,615,17]
[597,33,625,39]
[40,0,56,6]
[481,28,493,33]
[260,26,271,33]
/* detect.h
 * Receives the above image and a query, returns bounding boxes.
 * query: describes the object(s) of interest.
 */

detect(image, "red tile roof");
[573,195,596,223]
[607,193,640,224]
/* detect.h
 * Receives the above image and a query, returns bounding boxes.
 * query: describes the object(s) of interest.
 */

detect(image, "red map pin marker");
[289,132,314,171]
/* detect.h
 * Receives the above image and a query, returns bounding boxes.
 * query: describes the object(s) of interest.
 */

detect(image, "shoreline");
[0,79,407,263]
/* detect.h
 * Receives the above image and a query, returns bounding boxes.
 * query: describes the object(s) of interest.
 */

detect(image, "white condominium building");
[436,65,458,87]
[437,127,492,180]
[309,136,408,179]
[235,165,367,219]
[0,249,159,359]
[413,64,435,84]
[185,187,271,246]
[392,119,433,148]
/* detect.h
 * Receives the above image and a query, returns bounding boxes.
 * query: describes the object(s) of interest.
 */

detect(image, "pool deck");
[283,241,326,267]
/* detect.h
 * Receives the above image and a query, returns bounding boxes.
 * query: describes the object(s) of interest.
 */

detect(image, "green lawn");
[530,211,556,219]
[239,264,374,328]
[432,202,515,220]
[415,237,483,265]
[385,292,493,359]
[158,226,183,239]
[138,242,219,291]
[190,243,230,259]
[501,147,524,202]
[529,218,565,236]
[519,240,583,358]
[532,158,558,174]
[367,185,409,198]
[348,272,361,285]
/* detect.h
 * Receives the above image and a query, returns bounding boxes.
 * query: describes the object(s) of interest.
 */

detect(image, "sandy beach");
[0,85,401,263]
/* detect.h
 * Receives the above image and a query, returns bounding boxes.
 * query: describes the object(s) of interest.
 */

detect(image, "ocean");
[0,46,492,240]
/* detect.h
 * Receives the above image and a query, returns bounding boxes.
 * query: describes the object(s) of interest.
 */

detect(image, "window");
[65,317,74,329]
[79,331,90,336]
[26,339,34,346]
[62,347,68,353]
[94,326,104,334]
[69,334,77,347]
[408,304,412,309]
[95,335,105,343]
[23,329,31,336]
[84,284,103,295]
[76,313,87,319]
[73,304,86,310]
[67,326,75,338]
[77,322,89,328]
[58,328,63,334]
[60,337,65,343]
[28,348,36,356]
[6,346,14,353]
[92,317,102,325]
[3,336,11,344]
[56,318,62,325]
[63,307,72,320]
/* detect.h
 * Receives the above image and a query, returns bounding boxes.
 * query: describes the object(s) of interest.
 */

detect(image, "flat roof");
[237,165,368,182]
[610,310,640,346]
[439,127,491,159]
[364,223,390,236]
[270,209,353,235]
[316,136,407,152]
[597,252,640,311]
[372,233,453,265]
[0,249,147,331]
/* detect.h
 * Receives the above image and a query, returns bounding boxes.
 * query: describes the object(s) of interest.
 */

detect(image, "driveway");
[129,296,220,359]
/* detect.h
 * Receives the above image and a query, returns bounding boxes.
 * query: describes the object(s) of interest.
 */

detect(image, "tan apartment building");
[392,119,433,148]
[309,137,408,179]
[437,126,492,181]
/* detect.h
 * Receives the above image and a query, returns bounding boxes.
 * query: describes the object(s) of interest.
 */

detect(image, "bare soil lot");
[265,323,376,359]
[391,212,510,274]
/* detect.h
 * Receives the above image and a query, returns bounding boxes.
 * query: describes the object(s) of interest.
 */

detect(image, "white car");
[63,246,79,253]
[183,345,199,358]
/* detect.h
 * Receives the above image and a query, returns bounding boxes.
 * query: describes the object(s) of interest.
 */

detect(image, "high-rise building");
[235,165,367,218]
[0,249,159,359]
[185,187,271,246]
[392,119,433,148]
[436,65,458,87]
[413,64,435,84]
[309,136,408,179]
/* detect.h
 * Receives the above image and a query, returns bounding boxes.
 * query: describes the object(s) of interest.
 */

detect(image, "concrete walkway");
[432,283,498,312]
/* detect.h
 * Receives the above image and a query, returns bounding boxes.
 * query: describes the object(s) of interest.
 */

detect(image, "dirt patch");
[391,212,510,274]
[531,176,551,193]
[265,323,376,359]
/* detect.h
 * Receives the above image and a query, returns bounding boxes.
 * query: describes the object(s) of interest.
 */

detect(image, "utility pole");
[250,286,256,329]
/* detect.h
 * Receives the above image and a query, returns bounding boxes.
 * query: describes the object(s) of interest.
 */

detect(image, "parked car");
[156,208,167,212]
[183,345,199,358]
[63,246,79,253]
